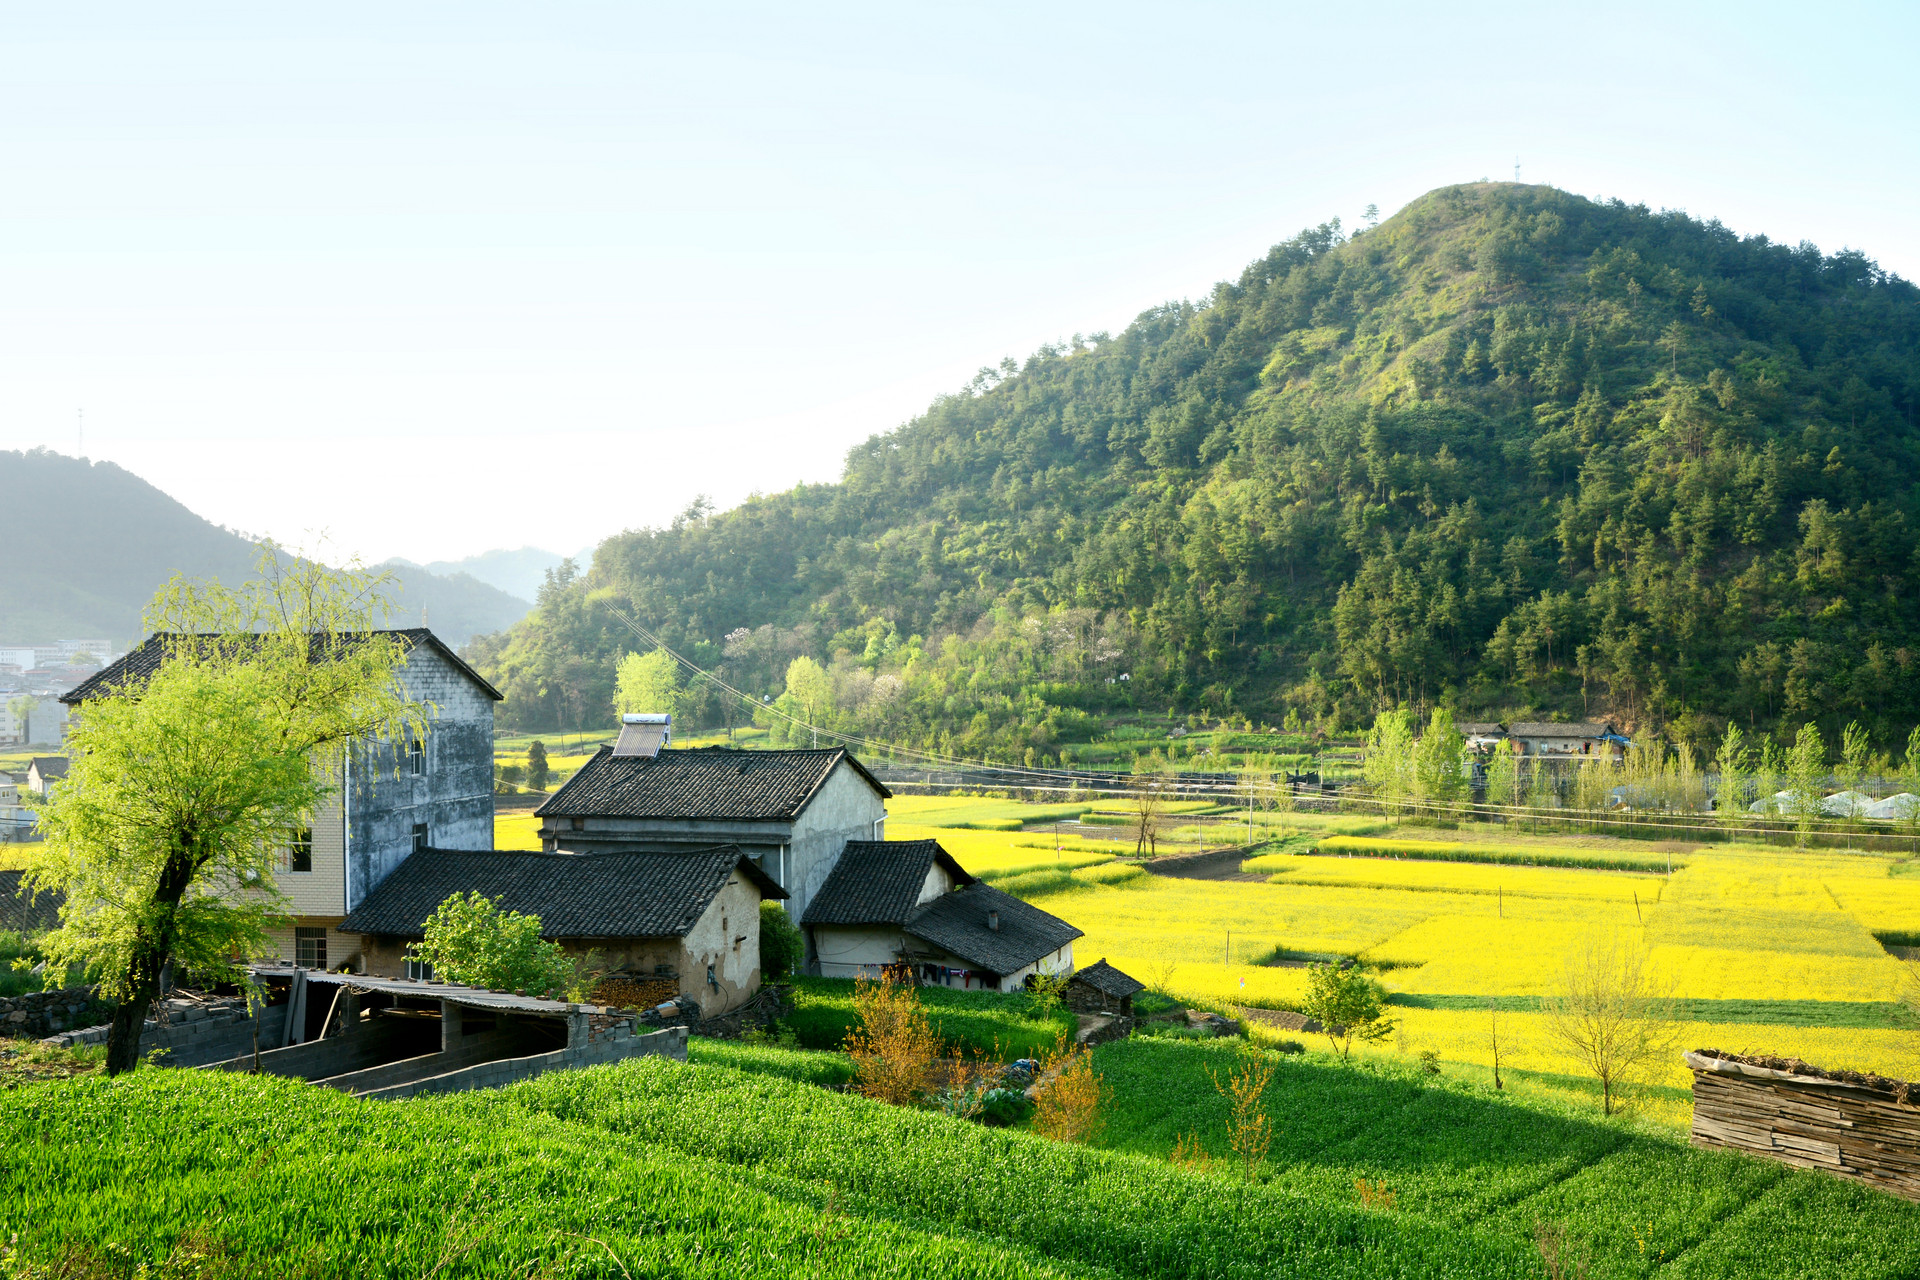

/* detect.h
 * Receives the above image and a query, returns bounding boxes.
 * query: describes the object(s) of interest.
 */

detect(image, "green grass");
[688,1036,856,1087]
[1315,835,1681,874]
[1383,993,1918,1029]
[783,977,1075,1059]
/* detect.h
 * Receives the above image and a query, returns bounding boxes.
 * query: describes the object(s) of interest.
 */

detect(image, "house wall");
[280,794,348,917]
[263,919,362,971]
[786,764,887,928]
[345,644,496,909]
[812,925,910,978]
[675,871,763,1015]
[994,942,1075,993]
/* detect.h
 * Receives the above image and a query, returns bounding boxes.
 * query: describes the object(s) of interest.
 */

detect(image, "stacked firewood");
[1687,1049,1920,1201]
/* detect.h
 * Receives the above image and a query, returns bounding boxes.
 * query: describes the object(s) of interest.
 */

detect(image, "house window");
[404,956,434,981]
[412,823,429,853]
[408,738,426,776]
[295,927,328,969]
[287,827,313,873]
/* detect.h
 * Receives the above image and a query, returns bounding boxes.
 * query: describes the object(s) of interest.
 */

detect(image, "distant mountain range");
[0,449,535,650]
[386,546,581,606]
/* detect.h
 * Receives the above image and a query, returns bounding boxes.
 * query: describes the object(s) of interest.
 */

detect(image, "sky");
[1,2,1916,566]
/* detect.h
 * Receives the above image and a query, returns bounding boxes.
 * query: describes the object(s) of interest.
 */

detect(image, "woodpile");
[1687,1049,1920,1201]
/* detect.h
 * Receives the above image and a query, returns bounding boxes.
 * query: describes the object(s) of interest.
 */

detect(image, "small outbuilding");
[1063,959,1145,1016]
[24,757,66,796]
[803,839,1081,992]
[340,845,785,1015]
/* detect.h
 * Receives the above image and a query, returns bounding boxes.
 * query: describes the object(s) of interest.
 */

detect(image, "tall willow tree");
[23,546,428,1075]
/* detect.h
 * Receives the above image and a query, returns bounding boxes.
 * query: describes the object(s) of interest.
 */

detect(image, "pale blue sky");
[2,3,1915,563]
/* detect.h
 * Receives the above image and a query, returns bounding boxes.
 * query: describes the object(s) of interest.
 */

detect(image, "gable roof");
[800,840,975,927]
[901,882,1083,977]
[1069,958,1145,1000]
[340,846,783,939]
[60,628,502,705]
[0,871,63,935]
[535,745,890,821]
[27,757,67,781]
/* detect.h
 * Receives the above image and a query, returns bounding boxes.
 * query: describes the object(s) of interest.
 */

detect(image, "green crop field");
[8,1041,1917,1279]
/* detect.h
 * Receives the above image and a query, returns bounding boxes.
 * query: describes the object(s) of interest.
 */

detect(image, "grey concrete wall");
[674,872,762,1014]
[786,763,886,929]
[202,1017,426,1079]
[347,643,496,908]
[358,1024,687,1101]
[312,1019,560,1094]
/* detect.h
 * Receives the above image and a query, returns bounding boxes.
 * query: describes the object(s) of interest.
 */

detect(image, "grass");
[1313,834,1682,873]
[782,977,1075,1060]
[12,1042,1918,1279]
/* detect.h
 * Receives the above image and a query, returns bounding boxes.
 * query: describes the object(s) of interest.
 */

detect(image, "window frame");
[294,926,328,970]
[287,826,314,873]
[407,737,427,776]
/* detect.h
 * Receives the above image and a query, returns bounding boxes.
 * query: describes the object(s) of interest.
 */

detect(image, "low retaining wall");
[358,1024,688,1100]
[43,993,289,1067]
[0,986,111,1039]
[1687,1050,1920,1201]
[1144,846,1258,878]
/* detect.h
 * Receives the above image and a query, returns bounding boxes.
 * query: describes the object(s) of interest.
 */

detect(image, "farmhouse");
[24,756,66,795]
[802,839,1081,991]
[339,845,784,1015]
[533,719,889,927]
[1505,720,1630,762]
[63,628,500,970]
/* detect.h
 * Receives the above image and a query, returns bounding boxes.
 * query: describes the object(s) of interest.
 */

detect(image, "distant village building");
[1064,959,1145,1016]
[340,846,784,1015]
[802,839,1081,991]
[64,628,500,968]
[24,757,67,795]
[1506,720,1630,762]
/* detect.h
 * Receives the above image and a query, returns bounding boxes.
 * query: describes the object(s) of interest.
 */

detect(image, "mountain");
[407,547,572,604]
[0,450,532,650]
[467,183,1920,760]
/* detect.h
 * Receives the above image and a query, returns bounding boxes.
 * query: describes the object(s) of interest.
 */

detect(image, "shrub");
[758,901,804,979]
[1209,1046,1277,1181]
[844,975,942,1106]
[408,892,575,998]
[1031,1031,1104,1144]
[1300,962,1394,1061]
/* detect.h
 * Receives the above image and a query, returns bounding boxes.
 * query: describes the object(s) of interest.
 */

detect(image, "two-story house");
[62,628,500,970]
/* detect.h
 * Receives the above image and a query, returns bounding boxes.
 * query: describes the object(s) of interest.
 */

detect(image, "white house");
[801,839,1081,992]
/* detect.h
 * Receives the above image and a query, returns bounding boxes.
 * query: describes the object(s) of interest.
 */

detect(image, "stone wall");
[1687,1049,1920,1201]
[41,992,289,1067]
[0,985,111,1040]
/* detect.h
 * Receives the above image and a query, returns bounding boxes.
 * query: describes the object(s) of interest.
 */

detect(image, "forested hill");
[472,183,1920,760]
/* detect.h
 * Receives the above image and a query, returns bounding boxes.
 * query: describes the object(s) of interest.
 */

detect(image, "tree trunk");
[104,941,166,1075]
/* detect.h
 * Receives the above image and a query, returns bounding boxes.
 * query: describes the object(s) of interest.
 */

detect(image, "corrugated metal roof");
[250,963,595,1016]
[534,745,890,821]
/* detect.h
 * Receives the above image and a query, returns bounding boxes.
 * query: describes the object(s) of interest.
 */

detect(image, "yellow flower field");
[494,812,542,851]
[884,822,1116,878]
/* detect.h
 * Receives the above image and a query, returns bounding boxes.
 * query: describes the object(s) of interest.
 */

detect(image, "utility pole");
[1514,156,1521,183]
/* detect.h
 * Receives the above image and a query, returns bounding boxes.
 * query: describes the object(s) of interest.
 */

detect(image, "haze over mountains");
[471,183,1920,757]
[0,450,536,649]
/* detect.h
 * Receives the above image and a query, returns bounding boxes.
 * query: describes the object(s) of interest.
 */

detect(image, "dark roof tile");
[1070,958,1144,999]
[61,628,502,704]
[800,840,974,927]
[340,846,782,939]
[0,871,63,935]
[536,746,889,821]
[902,882,1082,976]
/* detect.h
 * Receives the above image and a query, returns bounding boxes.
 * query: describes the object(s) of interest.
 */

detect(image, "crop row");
[1313,835,1679,873]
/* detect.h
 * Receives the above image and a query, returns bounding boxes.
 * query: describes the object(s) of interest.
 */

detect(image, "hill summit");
[473,184,1920,758]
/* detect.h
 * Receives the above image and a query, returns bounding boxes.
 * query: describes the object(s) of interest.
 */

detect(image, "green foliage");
[469,185,1920,751]
[22,544,428,1074]
[524,740,550,791]
[782,976,1075,1059]
[1300,962,1394,1060]
[687,1035,856,1088]
[759,900,804,979]
[614,647,682,718]
[409,891,575,997]
[1413,708,1467,804]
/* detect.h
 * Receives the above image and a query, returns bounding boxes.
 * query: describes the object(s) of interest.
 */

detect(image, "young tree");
[1031,1031,1105,1144]
[1785,721,1828,845]
[525,740,551,791]
[1838,720,1872,818]
[1715,722,1748,825]
[1128,753,1170,857]
[1362,710,1415,823]
[1486,738,1520,808]
[1300,961,1395,1061]
[615,648,682,719]
[1540,935,1679,1115]
[409,891,577,996]
[778,655,835,747]
[1208,1045,1278,1181]
[23,545,428,1075]
[1413,708,1467,810]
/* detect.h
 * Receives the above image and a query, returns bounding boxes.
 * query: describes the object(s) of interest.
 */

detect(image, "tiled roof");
[1460,723,1507,737]
[27,757,67,780]
[340,846,783,939]
[902,882,1083,977]
[1069,958,1144,999]
[0,871,63,935]
[61,628,502,705]
[535,745,890,821]
[800,840,974,927]
[1509,721,1614,739]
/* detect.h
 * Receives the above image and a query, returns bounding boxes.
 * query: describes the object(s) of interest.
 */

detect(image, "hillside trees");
[468,184,1920,753]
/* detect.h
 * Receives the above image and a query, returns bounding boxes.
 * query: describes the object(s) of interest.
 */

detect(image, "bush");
[783,976,1076,1060]
[409,892,578,998]
[759,901,804,979]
